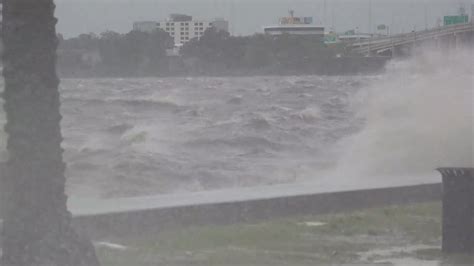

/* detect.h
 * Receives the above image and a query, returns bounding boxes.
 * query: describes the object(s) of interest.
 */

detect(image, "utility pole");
[367,0,373,56]
[230,0,235,35]
[331,1,335,32]
[424,0,428,30]
[323,0,327,26]
[391,12,395,35]
[368,0,372,34]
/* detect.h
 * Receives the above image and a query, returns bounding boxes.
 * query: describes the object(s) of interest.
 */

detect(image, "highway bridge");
[351,22,474,56]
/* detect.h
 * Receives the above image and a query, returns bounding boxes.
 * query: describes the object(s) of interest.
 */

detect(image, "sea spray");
[335,49,473,180]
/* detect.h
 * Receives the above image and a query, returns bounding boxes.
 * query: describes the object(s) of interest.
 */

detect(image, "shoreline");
[58,56,391,79]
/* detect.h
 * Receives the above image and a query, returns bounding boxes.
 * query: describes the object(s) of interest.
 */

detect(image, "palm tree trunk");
[1,0,99,265]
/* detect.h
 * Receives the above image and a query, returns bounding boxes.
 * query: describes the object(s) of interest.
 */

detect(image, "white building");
[338,34,372,42]
[133,14,229,47]
[132,21,157,33]
[263,11,325,38]
[264,25,325,37]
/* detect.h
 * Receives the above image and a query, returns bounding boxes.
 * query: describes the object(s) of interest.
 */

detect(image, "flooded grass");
[96,202,473,265]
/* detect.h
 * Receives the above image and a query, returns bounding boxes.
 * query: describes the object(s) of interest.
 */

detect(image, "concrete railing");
[71,183,442,239]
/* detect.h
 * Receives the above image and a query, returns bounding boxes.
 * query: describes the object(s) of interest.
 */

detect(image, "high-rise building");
[133,14,229,47]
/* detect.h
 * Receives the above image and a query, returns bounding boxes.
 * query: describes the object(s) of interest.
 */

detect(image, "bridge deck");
[351,22,474,54]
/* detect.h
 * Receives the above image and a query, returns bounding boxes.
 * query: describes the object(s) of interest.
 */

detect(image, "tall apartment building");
[134,14,229,47]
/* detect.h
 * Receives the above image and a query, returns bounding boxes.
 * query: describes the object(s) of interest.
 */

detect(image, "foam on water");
[55,76,366,198]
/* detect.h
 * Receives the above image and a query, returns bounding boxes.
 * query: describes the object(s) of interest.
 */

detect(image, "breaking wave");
[335,49,474,180]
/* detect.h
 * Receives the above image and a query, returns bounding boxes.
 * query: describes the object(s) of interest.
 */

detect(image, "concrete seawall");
[72,183,442,239]
[1,159,443,239]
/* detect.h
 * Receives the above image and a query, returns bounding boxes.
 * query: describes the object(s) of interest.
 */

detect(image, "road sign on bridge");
[444,15,469,26]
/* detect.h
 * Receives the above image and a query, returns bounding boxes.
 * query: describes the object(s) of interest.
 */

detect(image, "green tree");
[98,31,124,74]
[181,29,335,74]
[243,34,275,68]
[98,29,173,76]
[1,0,100,265]
[60,33,100,51]
[181,28,247,71]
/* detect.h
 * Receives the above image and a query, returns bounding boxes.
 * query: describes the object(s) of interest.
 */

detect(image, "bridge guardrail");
[351,22,474,54]
[353,22,473,47]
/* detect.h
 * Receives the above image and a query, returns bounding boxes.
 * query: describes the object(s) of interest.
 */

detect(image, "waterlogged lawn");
[96,203,473,266]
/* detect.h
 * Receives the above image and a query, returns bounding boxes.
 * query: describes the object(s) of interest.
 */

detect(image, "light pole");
[424,0,428,30]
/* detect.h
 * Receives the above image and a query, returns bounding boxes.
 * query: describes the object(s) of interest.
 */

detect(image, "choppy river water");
[1,51,472,199]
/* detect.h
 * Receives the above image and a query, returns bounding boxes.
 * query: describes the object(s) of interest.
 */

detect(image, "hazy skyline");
[56,0,474,37]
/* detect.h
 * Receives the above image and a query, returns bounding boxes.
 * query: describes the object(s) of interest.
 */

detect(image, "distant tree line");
[180,29,349,75]
[58,29,173,77]
[58,28,386,77]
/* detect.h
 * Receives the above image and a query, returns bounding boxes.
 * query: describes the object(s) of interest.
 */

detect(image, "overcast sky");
[55,0,474,38]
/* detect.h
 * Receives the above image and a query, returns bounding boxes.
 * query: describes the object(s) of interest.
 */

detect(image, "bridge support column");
[435,37,441,51]
[454,33,460,50]
[390,45,410,59]
[439,35,455,55]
